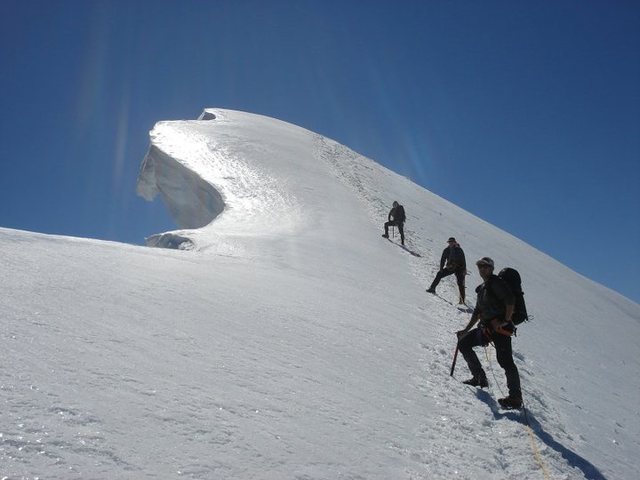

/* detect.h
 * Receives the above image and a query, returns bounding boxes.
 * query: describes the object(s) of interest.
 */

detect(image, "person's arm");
[490,300,514,335]
[491,278,515,323]
[504,303,515,323]
[440,248,447,270]
[458,310,480,338]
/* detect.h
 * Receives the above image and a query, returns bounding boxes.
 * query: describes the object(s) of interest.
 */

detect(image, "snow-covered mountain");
[1,108,638,479]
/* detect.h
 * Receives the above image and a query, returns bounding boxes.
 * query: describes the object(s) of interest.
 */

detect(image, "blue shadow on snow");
[475,390,607,480]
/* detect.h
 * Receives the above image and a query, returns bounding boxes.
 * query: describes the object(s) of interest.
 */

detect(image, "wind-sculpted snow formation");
[1,108,638,479]
[137,109,309,251]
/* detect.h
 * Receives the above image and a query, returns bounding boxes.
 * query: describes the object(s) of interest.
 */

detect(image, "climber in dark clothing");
[382,201,406,245]
[426,237,467,303]
[456,256,522,410]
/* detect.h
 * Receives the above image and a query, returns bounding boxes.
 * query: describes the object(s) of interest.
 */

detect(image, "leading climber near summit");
[456,257,523,410]
[382,201,406,245]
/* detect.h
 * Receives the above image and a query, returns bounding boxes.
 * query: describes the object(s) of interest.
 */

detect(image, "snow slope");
[1,108,638,479]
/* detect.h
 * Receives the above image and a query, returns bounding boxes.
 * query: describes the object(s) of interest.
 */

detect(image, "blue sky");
[1,0,638,303]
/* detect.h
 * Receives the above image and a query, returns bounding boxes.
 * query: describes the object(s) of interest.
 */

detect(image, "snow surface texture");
[1,108,638,479]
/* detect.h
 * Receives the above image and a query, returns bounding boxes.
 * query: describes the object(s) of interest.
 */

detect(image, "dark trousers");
[429,268,466,299]
[458,327,521,398]
[384,220,404,244]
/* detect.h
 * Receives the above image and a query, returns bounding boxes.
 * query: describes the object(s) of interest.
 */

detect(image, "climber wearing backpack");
[456,257,523,409]
[426,237,467,304]
[382,201,406,245]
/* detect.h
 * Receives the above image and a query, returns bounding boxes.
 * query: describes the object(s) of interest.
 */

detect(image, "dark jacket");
[473,274,514,323]
[440,245,466,271]
[388,205,406,223]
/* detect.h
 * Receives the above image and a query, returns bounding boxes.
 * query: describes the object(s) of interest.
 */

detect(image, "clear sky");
[1,0,638,303]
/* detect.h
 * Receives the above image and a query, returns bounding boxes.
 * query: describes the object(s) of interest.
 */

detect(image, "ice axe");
[450,343,459,376]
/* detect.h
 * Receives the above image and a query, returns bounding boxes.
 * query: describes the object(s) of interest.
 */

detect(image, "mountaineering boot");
[462,374,488,388]
[498,395,522,410]
[426,288,436,294]
[382,233,389,239]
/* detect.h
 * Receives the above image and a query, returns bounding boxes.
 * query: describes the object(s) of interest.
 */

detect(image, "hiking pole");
[450,343,459,376]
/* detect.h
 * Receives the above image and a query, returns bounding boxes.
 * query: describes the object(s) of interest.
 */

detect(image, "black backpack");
[497,267,529,325]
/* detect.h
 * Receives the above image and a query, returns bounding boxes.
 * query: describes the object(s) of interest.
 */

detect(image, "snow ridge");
[131,109,639,479]
[1,108,637,479]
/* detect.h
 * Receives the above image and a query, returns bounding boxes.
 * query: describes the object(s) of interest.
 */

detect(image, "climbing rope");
[483,345,551,480]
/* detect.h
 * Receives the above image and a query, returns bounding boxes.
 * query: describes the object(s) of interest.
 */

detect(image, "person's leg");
[494,334,521,399]
[427,270,444,292]
[383,221,391,237]
[455,269,466,302]
[428,268,454,292]
[398,222,405,245]
[458,328,488,381]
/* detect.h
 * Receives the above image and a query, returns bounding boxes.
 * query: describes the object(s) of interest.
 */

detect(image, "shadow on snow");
[475,390,607,480]
[385,238,421,257]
